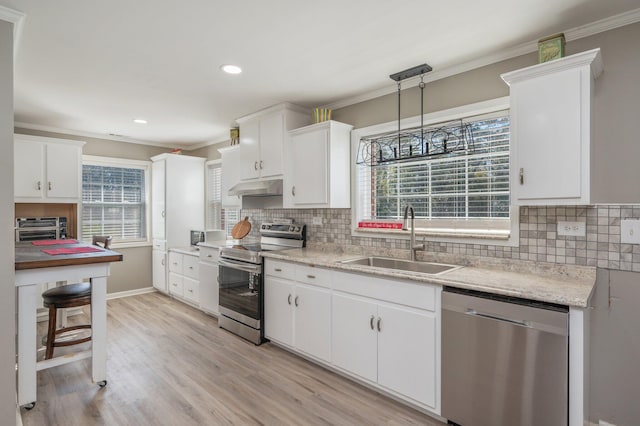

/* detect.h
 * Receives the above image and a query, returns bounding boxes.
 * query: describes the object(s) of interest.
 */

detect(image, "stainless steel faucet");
[402,204,425,261]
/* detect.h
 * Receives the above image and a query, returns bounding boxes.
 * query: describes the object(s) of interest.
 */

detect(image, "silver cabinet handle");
[274,268,282,272]
[188,289,193,293]
[161,210,165,218]
[292,186,296,196]
[307,275,315,279]
[370,315,375,330]
[207,254,212,258]
[161,258,165,266]
[287,294,292,305]
[294,296,299,307]
[37,181,41,190]
[519,168,524,185]
[188,266,194,269]
[259,160,263,169]
[48,181,52,191]
[377,317,382,332]
[217,276,220,284]
[254,161,258,170]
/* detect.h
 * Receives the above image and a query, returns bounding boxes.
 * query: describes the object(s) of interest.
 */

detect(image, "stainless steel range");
[218,221,306,344]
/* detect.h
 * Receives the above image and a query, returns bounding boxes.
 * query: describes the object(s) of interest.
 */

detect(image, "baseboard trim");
[106,287,156,300]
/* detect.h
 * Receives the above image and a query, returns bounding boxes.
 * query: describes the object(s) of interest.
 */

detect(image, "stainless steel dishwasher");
[442,287,569,426]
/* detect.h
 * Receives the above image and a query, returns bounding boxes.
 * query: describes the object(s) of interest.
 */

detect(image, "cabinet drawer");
[183,254,199,279]
[168,252,182,273]
[169,272,184,297]
[333,271,437,312]
[199,246,220,263]
[183,277,199,304]
[295,265,332,288]
[265,259,296,281]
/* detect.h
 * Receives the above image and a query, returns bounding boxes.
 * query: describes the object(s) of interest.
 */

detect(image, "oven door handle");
[218,259,262,274]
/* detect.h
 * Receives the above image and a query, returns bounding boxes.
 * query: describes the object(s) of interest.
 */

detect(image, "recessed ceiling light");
[221,64,242,74]
[133,118,147,124]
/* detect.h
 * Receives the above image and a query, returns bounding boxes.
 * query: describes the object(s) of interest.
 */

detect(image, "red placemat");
[42,246,102,255]
[32,239,78,246]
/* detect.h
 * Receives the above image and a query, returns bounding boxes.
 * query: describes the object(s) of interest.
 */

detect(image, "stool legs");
[45,306,57,360]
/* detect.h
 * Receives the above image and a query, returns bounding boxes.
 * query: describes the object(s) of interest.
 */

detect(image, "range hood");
[228,178,283,197]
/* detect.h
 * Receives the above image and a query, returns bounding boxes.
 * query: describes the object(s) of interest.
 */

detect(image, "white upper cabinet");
[14,134,85,203]
[284,120,353,208]
[236,103,310,181]
[501,48,603,205]
[218,145,242,208]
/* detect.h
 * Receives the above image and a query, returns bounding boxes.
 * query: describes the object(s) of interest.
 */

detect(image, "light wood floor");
[21,292,446,426]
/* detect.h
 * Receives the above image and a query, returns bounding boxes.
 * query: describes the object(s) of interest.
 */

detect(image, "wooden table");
[15,241,123,408]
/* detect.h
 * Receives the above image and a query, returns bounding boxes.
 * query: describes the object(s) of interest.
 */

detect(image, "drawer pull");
[370,315,375,330]
[274,268,282,272]
[294,296,299,307]
[189,266,193,269]
[287,294,292,305]
[207,254,212,258]
[188,289,193,293]
[307,275,316,279]
[377,317,382,332]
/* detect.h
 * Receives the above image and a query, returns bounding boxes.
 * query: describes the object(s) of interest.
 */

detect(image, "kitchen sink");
[340,256,459,275]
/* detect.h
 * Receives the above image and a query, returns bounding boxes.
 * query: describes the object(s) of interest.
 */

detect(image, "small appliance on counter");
[15,217,67,242]
[190,230,205,246]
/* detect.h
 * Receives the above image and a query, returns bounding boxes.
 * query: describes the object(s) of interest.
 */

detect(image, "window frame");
[81,155,152,248]
[205,159,240,238]
[350,96,519,247]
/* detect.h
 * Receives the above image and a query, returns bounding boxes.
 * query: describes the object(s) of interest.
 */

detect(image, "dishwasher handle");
[465,309,531,328]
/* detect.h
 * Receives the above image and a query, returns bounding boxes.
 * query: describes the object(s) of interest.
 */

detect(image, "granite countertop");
[261,246,597,308]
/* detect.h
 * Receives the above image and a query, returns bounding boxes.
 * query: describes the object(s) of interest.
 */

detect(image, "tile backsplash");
[242,205,640,272]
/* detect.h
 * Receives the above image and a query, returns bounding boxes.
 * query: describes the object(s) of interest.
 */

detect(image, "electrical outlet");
[621,219,640,244]
[312,217,323,226]
[557,221,586,237]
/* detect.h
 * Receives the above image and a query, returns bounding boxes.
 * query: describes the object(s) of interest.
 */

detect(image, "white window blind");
[357,113,510,233]
[82,163,147,243]
[206,162,239,236]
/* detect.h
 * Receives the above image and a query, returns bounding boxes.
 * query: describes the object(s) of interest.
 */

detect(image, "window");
[354,100,516,242]
[206,161,239,236]
[81,156,150,245]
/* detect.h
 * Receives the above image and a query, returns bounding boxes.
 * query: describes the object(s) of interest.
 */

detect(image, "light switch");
[621,219,640,244]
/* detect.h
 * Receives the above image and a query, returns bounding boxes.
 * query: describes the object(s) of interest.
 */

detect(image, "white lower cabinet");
[168,250,200,306]
[264,261,332,362]
[264,258,441,414]
[152,249,167,293]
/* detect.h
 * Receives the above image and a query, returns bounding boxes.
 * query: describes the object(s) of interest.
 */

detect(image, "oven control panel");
[260,222,306,239]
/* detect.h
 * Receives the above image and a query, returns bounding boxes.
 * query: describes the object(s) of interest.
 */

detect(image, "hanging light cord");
[419,74,425,154]
[397,81,401,160]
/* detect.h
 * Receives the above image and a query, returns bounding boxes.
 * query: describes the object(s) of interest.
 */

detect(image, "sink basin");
[340,256,459,275]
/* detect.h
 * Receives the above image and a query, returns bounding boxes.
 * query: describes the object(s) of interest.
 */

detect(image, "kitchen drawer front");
[168,251,183,273]
[332,271,437,312]
[295,264,332,288]
[169,272,184,297]
[199,246,220,263]
[183,254,199,279]
[183,277,199,304]
[265,259,296,281]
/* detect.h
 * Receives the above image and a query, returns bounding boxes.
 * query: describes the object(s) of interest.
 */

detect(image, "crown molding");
[327,7,640,110]
[187,136,229,151]
[0,5,25,59]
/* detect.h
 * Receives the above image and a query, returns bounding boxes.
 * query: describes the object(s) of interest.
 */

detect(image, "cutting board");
[231,217,251,239]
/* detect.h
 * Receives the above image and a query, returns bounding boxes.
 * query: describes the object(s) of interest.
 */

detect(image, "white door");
[264,277,294,346]
[14,140,44,199]
[198,261,219,315]
[291,129,328,206]
[152,250,167,293]
[151,160,166,240]
[331,292,378,382]
[514,68,582,201]
[239,120,260,179]
[377,303,438,408]
[294,284,332,362]
[258,112,284,178]
[46,143,81,199]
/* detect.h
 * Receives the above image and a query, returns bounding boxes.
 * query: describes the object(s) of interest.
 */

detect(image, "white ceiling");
[3,0,640,148]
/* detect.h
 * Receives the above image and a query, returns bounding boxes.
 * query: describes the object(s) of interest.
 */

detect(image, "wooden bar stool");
[42,236,112,360]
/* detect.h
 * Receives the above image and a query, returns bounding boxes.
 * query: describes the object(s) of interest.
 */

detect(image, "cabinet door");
[183,255,199,280]
[264,277,294,346]
[220,147,242,208]
[168,272,184,297]
[183,276,199,304]
[294,284,332,362]
[377,304,438,409]
[239,119,260,179]
[168,251,182,273]
[198,261,219,315]
[259,112,284,178]
[151,160,166,240]
[152,250,167,293]
[290,128,328,206]
[46,143,81,199]
[514,68,583,201]
[331,292,378,382]
[14,140,45,199]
